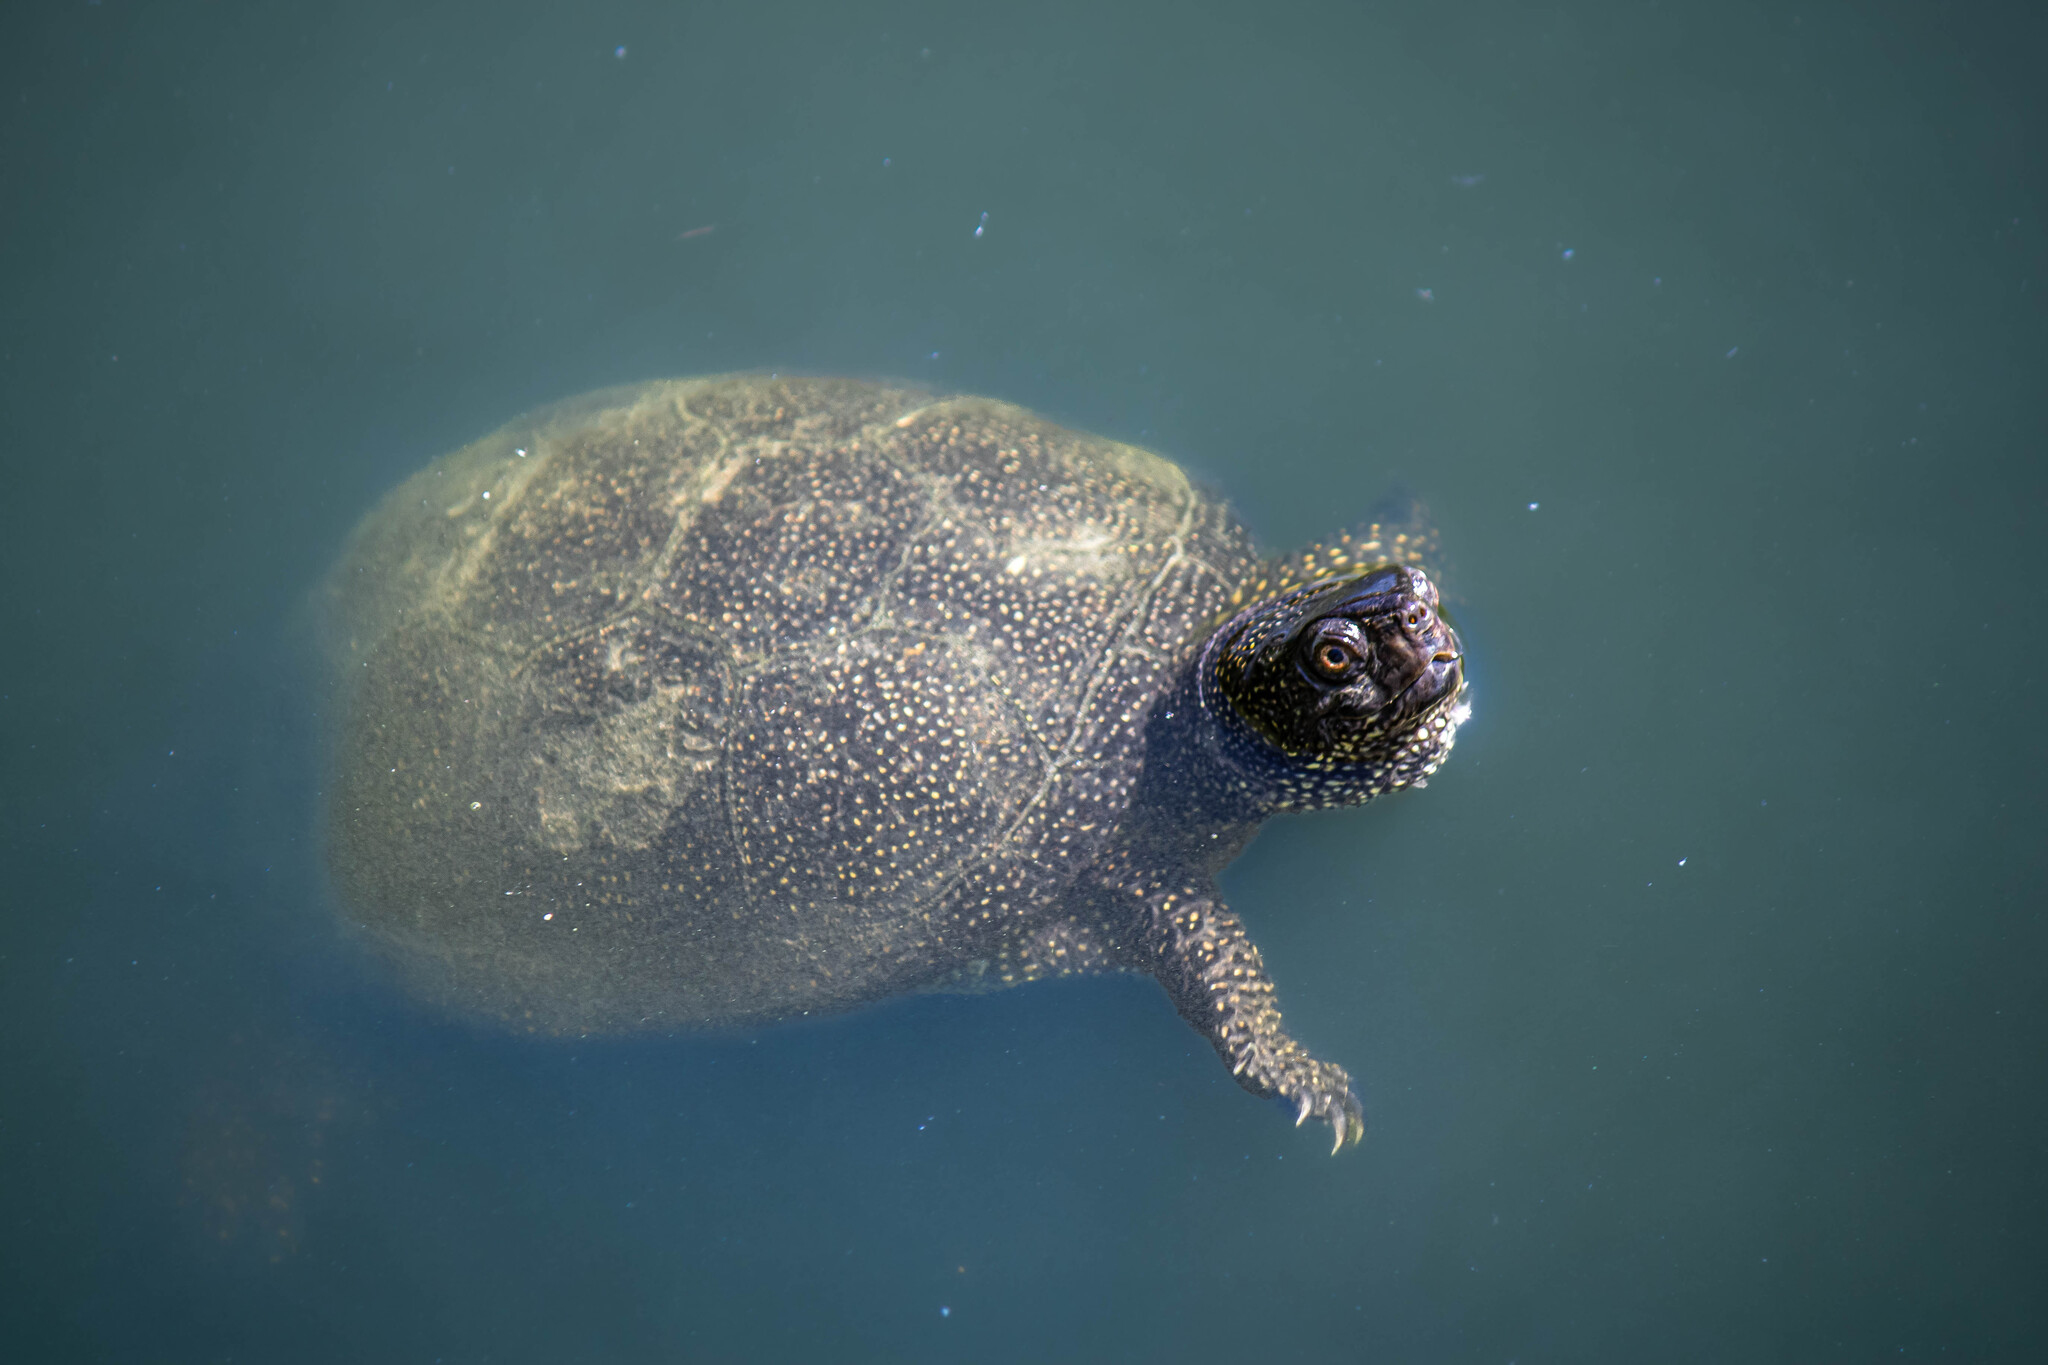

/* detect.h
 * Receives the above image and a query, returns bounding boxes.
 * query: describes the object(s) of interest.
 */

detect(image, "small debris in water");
[1415,287,1434,302]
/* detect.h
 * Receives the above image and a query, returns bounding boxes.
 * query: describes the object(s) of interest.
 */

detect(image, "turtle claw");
[1269,1058,1364,1153]
[1253,1053,1364,1150]
[1331,1084,1366,1152]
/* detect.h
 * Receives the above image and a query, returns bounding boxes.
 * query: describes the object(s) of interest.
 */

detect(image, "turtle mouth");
[1395,648,1463,715]
[1364,595,1463,727]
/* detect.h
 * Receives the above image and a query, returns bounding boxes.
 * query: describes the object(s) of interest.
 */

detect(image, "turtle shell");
[322,375,1258,1031]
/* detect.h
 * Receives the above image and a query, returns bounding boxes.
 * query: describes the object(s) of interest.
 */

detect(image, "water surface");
[3,2,2043,1360]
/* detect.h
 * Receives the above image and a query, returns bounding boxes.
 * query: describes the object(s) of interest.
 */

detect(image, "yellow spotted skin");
[322,375,1466,1150]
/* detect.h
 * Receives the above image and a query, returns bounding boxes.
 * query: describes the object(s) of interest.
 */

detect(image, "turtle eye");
[1403,604,1430,629]
[1311,639,1355,679]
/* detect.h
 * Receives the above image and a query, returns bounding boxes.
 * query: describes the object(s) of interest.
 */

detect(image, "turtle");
[321,374,1468,1151]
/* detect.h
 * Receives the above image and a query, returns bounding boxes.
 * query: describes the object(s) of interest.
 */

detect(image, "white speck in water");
[1562,247,1575,260]
[973,210,988,238]
[1678,857,1688,866]
[543,912,553,921]
[515,447,527,457]
[614,46,627,59]
[1005,555,1027,574]
[939,1306,951,1318]
[1527,502,1539,511]
[1725,346,1740,359]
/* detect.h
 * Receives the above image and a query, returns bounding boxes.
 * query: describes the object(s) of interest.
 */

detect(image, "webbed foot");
[1243,1041,1365,1153]
[1141,885,1368,1153]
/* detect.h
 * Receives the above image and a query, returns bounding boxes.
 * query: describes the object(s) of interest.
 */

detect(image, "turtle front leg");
[1137,882,1364,1152]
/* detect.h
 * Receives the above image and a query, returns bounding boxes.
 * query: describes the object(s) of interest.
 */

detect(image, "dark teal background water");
[4,2,2043,1360]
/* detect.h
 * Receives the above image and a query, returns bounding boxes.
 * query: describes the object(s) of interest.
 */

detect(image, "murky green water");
[4,2,2042,1360]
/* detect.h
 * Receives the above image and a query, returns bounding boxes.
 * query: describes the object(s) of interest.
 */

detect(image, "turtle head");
[1204,564,1468,807]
